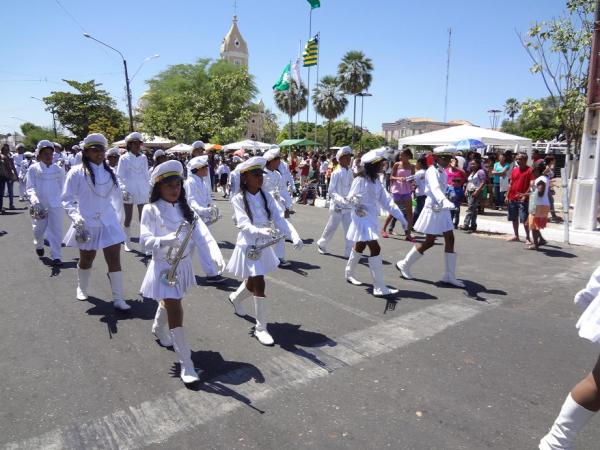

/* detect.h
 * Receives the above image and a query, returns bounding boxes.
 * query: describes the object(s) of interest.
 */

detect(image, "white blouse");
[327,166,353,211]
[263,168,292,210]
[26,162,65,209]
[183,174,212,217]
[116,152,150,197]
[347,176,406,222]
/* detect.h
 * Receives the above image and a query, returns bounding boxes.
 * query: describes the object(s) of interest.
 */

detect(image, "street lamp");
[31,96,57,138]
[487,109,502,130]
[83,32,134,132]
[357,92,373,151]
[131,54,160,81]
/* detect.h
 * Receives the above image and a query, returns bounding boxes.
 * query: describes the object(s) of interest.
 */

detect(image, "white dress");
[62,163,126,250]
[183,174,213,220]
[116,152,150,205]
[413,165,454,235]
[263,168,293,211]
[226,189,300,278]
[346,176,407,242]
[575,265,600,344]
[139,200,209,300]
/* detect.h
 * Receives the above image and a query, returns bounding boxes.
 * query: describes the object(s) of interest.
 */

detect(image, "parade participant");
[66,145,80,170]
[18,151,35,193]
[62,133,130,310]
[527,161,550,250]
[228,156,243,196]
[539,266,600,449]
[262,146,295,267]
[13,144,27,202]
[140,160,214,384]
[106,147,121,168]
[116,132,150,252]
[191,140,205,158]
[278,149,297,198]
[412,156,428,224]
[52,142,65,168]
[183,155,226,284]
[395,145,465,288]
[345,148,408,297]
[26,140,65,265]
[226,156,304,346]
[216,158,230,197]
[316,146,354,257]
[150,149,167,173]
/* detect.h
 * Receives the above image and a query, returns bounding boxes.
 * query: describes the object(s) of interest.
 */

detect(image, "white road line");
[4,301,482,450]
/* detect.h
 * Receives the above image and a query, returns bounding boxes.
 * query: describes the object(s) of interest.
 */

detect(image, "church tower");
[220,16,248,68]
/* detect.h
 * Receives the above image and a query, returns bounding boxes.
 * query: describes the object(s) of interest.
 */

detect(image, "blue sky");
[1,0,572,139]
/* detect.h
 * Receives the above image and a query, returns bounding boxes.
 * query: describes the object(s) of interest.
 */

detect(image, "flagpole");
[306,7,312,139]
[288,59,293,140]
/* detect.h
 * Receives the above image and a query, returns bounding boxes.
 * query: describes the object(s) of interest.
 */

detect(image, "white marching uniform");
[116,152,151,205]
[19,159,34,189]
[574,265,600,343]
[278,160,296,193]
[229,169,241,196]
[226,189,300,278]
[26,162,65,259]
[346,176,407,242]
[140,200,212,300]
[317,166,353,256]
[263,168,294,260]
[413,165,454,235]
[62,163,126,250]
[13,153,26,199]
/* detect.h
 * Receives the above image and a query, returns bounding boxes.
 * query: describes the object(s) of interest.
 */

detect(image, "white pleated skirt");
[576,295,600,344]
[140,256,195,301]
[226,245,279,278]
[63,223,126,251]
[346,213,379,242]
[413,208,454,235]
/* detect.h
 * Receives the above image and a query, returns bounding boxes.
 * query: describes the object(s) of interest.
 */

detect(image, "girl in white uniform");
[18,151,35,199]
[317,146,354,258]
[140,160,213,385]
[116,132,150,252]
[106,147,124,224]
[395,146,464,288]
[62,134,130,310]
[344,148,408,297]
[226,157,304,346]
[539,266,600,449]
[26,140,65,264]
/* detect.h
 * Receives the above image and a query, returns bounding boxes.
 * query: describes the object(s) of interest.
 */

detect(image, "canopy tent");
[223,139,272,151]
[112,133,175,149]
[165,143,192,154]
[279,138,319,147]
[397,124,531,147]
[205,143,222,151]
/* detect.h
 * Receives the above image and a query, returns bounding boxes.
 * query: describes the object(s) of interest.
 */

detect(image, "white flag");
[292,58,302,86]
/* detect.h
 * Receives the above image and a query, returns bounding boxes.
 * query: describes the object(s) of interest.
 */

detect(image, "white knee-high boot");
[152,303,172,347]
[123,226,132,252]
[396,246,422,280]
[108,271,131,310]
[229,281,251,316]
[369,255,398,297]
[539,394,595,450]
[345,249,363,286]
[170,327,200,384]
[253,296,274,346]
[440,252,465,288]
[76,267,91,300]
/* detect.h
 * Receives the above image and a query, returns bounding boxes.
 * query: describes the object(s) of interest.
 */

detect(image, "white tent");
[112,133,175,149]
[223,139,272,151]
[166,143,193,154]
[398,124,531,147]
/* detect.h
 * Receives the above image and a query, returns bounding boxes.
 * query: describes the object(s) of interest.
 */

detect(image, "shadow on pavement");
[538,247,577,258]
[195,275,238,292]
[462,280,507,302]
[279,260,320,276]
[85,295,157,338]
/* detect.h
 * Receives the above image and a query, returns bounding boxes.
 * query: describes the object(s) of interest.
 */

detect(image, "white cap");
[433,145,458,156]
[361,148,386,165]
[53,142,62,149]
[150,160,184,186]
[336,146,352,160]
[125,132,143,143]
[106,147,121,157]
[71,144,80,151]
[15,143,25,150]
[263,147,281,161]
[153,149,166,160]
[36,140,54,151]
[24,151,34,158]
[191,140,205,150]
[237,156,266,174]
[188,155,209,170]
[83,133,108,149]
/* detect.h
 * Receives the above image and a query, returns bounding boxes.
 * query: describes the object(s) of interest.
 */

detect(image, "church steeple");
[220,15,248,68]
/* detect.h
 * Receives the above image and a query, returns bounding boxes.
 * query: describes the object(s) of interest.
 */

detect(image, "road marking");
[4,301,482,450]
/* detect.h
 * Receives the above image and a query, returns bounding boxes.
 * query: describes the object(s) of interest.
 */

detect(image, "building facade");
[382,118,472,143]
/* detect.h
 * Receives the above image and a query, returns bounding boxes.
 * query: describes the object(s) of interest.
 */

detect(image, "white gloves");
[293,238,304,251]
[159,232,179,247]
[73,214,85,226]
[442,198,456,210]
[256,227,274,238]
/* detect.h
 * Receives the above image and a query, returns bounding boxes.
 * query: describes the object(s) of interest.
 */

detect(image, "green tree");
[274,80,308,139]
[337,51,373,144]
[501,97,561,141]
[19,122,59,149]
[44,80,127,142]
[504,98,521,121]
[261,108,280,143]
[312,75,348,151]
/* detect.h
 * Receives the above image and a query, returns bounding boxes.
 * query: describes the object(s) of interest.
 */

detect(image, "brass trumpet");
[203,205,222,225]
[74,219,91,244]
[160,217,198,286]
[246,226,284,260]
[29,202,48,220]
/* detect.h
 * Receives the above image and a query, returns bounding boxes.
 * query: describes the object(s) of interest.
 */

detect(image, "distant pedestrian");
[412,156,428,224]
[0,143,18,212]
[447,177,464,229]
[461,159,486,232]
[527,162,550,250]
[492,153,511,210]
[506,152,534,243]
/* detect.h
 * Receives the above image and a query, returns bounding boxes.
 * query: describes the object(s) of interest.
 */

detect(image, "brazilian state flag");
[307,0,320,9]
[303,34,319,67]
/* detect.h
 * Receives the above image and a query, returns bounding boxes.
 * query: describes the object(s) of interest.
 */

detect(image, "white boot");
[316,238,326,255]
[229,281,251,316]
[123,226,132,252]
[395,246,422,280]
[345,249,363,286]
[76,267,91,300]
[539,394,595,450]
[170,327,200,384]
[253,296,274,346]
[369,255,399,297]
[440,252,465,288]
[152,303,173,347]
[108,271,131,310]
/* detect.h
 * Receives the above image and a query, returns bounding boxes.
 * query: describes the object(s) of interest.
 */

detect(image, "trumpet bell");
[160,269,178,286]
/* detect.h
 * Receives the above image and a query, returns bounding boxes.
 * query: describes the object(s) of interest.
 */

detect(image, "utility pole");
[444,28,452,123]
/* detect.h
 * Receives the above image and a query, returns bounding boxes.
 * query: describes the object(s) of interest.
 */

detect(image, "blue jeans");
[0,178,14,209]
[493,184,505,208]
[463,193,479,230]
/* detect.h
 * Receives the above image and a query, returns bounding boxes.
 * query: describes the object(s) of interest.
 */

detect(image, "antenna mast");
[443,28,452,123]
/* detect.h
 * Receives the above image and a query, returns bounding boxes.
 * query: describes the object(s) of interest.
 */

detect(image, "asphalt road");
[1,197,599,450]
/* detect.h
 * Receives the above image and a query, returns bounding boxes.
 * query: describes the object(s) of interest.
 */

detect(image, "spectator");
[460,159,487,231]
[383,149,415,242]
[492,153,511,210]
[445,156,466,187]
[506,152,534,243]
[447,177,464,229]
[412,156,428,224]
[527,161,550,250]
[455,151,467,172]
[318,154,329,198]
[0,144,18,213]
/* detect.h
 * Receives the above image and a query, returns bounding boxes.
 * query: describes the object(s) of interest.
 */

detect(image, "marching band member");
[262,146,295,267]
[106,147,124,223]
[150,149,167,174]
[228,156,243,197]
[140,160,213,384]
[190,140,205,158]
[345,148,407,297]
[52,142,65,168]
[62,133,130,311]
[13,144,27,202]
[18,151,35,199]
[26,140,65,265]
[116,132,150,252]
[184,155,226,284]
[226,156,304,346]
[395,145,465,287]
[316,146,353,258]
[216,158,230,197]
[539,266,600,449]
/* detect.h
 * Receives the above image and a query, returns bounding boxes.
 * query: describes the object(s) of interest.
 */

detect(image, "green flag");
[307,0,320,9]
[272,63,291,91]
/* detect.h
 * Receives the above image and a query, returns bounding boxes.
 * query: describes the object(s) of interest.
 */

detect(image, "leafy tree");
[312,75,348,151]
[261,108,280,143]
[337,51,373,143]
[273,80,308,138]
[44,80,127,142]
[501,97,561,141]
[19,122,59,149]
[504,98,521,121]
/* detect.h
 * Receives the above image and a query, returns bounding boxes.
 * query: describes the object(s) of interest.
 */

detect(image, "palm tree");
[337,51,373,144]
[274,80,308,139]
[504,98,521,122]
[312,76,348,151]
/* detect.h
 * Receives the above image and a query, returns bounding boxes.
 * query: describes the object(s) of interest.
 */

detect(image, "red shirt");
[426,153,434,167]
[507,165,533,201]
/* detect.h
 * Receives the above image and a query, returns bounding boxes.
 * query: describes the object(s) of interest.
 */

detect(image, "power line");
[54,0,87,33]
